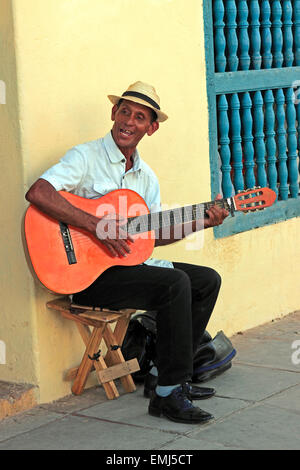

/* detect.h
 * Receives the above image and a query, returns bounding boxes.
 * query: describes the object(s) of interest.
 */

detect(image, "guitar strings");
[68,200,229,241]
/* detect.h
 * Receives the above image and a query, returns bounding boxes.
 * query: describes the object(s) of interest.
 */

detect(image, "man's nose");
[125,113,135,126]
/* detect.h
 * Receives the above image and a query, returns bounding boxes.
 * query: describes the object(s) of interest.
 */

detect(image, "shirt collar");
[103,131,142,171]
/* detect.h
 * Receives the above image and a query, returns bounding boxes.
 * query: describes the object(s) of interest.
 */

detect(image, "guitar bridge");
[59,222,77,265]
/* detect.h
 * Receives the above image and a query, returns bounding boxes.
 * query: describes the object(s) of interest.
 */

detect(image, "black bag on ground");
[121,311,236,383]
[121,311,157,382]
[192,330,236,382]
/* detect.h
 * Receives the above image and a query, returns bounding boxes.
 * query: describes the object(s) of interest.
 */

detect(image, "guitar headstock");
[233,187,277,213]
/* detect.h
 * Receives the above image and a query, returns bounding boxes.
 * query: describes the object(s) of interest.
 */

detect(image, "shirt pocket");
[92,181,119,198]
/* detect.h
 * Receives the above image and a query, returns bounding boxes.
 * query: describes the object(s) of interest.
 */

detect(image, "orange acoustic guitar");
[24,187,276,294]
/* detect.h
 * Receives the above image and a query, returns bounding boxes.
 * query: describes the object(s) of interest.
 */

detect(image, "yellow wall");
[0,0,39,394]
[1,0,300,403]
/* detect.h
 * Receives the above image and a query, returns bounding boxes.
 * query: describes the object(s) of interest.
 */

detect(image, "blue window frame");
[203,0,300,238]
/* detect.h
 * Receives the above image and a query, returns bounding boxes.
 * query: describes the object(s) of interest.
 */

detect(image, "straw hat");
[108,81,168,122]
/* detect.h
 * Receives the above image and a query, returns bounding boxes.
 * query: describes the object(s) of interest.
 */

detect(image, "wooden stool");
[47,297,140,400]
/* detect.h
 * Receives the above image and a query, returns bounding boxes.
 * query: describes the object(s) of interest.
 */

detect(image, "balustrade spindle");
[230,93,244,191]
[261,1,273,69]
[275,88,289,200]
[218,94,233,197]
[214,0,227,72]
[225,0,239,71]
[297,101,300,177]
[237,0,250,70]
[285,87,299,197]
[282,0,294,67]
[264,90,278,196]
[253,91,267,187]
[249,0,262,70]
[241,92,255,188]
[272,0,284,68]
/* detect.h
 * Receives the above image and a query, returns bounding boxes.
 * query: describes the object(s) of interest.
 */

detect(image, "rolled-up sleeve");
[40,148,87,192]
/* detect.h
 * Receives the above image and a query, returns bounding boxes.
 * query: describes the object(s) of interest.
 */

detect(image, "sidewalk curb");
[0,381,38,421]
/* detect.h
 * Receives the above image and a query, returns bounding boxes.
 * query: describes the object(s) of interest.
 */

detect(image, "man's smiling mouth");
[120,128,133,136]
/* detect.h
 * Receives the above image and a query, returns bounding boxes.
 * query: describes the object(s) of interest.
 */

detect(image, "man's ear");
[147,121,159,136]
[111,104,118,121]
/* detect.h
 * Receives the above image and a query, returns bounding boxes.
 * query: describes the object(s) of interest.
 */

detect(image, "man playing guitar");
[25,81,229,424]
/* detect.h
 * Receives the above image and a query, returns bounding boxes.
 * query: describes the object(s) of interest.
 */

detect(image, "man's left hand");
[204,194,229,228]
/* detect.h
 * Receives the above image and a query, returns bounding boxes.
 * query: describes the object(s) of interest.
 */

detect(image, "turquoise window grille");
[204,0,300,238]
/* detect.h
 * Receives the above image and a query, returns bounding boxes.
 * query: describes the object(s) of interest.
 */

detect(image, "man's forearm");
[154,196,230,247]
[154,220,205,247]
[25,179,99,235]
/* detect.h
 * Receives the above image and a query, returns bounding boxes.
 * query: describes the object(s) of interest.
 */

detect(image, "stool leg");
[113,312,132,345]
[104,313,132,367]
[103,323,136,393]
[76,323,119,400]
[72,325,105,396]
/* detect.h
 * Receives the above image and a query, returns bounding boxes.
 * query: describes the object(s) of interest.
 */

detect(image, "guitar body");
[24,189,155,294]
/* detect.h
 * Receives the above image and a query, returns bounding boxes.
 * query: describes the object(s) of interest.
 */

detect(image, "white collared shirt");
[40,131,173,269]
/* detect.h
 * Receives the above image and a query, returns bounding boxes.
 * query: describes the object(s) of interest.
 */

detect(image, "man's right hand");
[95,213,134,258]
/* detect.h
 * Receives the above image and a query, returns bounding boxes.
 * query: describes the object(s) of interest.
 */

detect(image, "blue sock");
[150,364,179,397]
[155,384,179,397]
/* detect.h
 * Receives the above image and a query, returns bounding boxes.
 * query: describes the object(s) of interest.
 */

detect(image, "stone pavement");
[0,311,299,451]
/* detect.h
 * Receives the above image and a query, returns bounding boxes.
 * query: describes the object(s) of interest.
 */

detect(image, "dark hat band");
[122,91,161,110]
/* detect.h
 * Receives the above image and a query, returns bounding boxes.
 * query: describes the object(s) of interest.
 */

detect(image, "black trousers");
[73,262,221,386]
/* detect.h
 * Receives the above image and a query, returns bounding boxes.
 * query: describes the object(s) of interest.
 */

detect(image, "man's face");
[111,99,159,156]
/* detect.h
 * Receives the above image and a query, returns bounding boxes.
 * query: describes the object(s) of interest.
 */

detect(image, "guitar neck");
[126,198,233,235]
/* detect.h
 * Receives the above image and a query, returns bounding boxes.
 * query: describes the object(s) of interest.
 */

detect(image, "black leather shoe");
[144,373,216,400]
[148,383,214,424]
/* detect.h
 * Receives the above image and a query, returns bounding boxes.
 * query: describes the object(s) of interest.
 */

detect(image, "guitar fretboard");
[126,199,231,235]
